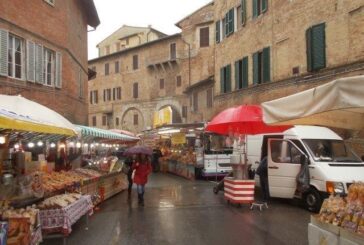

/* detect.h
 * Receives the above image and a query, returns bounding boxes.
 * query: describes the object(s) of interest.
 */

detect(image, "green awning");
[75,125,139,141]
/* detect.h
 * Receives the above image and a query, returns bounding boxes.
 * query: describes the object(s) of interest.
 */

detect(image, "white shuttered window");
[35,44,44,84]
[27,40,35,82]
[55,52,62,88]
[0,29,9,76]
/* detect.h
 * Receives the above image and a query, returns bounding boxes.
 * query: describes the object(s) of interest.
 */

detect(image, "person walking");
[132,154,152,206]
[256,156,269,203]
[124,156,134,196]
[152,147,162,172]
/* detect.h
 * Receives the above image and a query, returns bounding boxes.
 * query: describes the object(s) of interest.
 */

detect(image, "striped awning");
[75,125,139,141]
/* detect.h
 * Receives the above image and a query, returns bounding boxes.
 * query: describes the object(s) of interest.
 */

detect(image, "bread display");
[37,193,82,210]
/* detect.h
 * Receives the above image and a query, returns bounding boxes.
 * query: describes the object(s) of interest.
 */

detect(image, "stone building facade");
[213,0,364,115]
[88,33,189,133]
[97,25,167,57]
[0,0,99,124]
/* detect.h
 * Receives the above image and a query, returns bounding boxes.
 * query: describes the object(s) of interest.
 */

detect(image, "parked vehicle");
[248,125,364,212]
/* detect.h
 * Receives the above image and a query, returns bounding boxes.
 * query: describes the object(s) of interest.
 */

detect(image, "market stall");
[261,76,364,244]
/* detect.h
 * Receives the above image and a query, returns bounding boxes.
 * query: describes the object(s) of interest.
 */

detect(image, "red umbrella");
[206,105,291,135]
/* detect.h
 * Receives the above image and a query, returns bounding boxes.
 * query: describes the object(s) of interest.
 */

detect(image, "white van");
[249,125,364,212]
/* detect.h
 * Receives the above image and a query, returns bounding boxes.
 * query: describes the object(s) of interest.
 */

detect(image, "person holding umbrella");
[132,153,152,206]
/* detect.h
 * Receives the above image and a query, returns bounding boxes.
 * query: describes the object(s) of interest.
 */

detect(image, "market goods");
[6,218,30,245]
[0,206,38,228]
[318,182,364,235]
[37,193,82,210]
[74,168,102,178]
[41,171,84,194]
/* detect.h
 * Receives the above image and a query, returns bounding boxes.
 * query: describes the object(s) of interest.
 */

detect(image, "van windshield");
[303,139,362,163]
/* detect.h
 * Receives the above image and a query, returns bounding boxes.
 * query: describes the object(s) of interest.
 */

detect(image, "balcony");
[145,50,188,69]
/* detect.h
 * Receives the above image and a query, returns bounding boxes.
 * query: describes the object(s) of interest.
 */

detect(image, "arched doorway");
[121,107,145,134]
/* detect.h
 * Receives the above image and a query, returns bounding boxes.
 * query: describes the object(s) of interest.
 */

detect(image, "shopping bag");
[296,155,310,192]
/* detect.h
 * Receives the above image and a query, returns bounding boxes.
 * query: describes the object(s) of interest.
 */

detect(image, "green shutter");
[220,67,225,93]
[306,27,313,72]
[225,14,229,36]
[226,65,231,92]
[230,9,234,34]
[235,61,240,90]
[242,56,248,88]
[263,47,270,83]
[262,0,268,13]
[311,23,326,71]
[253,0,258,18]
[241,0,247,25]
[216,21,220,44]
[253,52,259,85]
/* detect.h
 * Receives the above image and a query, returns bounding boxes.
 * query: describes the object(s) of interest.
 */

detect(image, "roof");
[89,33,181,63]
[184,76,214,94]
[97,25,168,47]
[284,126,342,140]
[175,1,214,28]
[80,0,100,28]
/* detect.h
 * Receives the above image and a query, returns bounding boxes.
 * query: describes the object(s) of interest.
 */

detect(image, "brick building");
[88,30,189,133]
[0,0,100,124]
[88,0,364,134]
[213,0,364,114]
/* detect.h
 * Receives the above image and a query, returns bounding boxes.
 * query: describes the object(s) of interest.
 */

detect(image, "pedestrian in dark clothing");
[256,156,269,202]
[132,154,152,206]
[152,148,162,172]
[125,156,134,196]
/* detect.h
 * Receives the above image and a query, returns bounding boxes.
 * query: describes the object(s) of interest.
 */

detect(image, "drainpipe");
[181,38,191,87]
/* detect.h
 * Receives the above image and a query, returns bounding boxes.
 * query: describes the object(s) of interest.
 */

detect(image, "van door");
[268,139,305,198]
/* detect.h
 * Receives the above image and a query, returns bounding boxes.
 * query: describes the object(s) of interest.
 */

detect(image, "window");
[241,0,247,25]
[7,34,24,79]
[220,64,231,94]
[102,115,107,126]
[160,78,164,89]
[193,92,198,112]
[78,68,83,98]
[112,88,116,100]
[253,0,268,18]
[43,48,55,86]
[306,23,326,72]
[206,88,213,108]
[215,21,221,44]
[92,116,96,126]
[133,82,138,98]
[200,27,209,47]
[115,117,120,126]
[116,87,121,100]
[176,75,181,87]
[107,89,111,101]
[115,61,119,73]
[270,140,303,164]
[133,114,138,125]
[182,106,188,118]
[253,47,270,85]
[105,63,109,75]
[105,45,110,55]
[235,56,249,90]
[222,18,226,39]
[170,43,176,60]
[132,55,138,70]
[225,9,234,36]
[90,90,98,104]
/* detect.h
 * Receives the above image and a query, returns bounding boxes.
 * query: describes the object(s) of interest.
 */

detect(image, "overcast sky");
[88,0,212,59]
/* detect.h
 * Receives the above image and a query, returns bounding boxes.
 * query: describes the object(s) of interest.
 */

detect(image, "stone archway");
[155,100,183,124]
[120,107,145,134]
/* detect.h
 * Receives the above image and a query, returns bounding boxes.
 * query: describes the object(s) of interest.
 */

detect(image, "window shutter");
[95,91,98,103]
[311,23,326,71]
[215,21,220,44]
[241,0,247,25]
[26,40,35,82]
[229,9,234,34]
[225,13,229,36]
[89,91,93,104]
[253,0,258,18]
[235,61,240,90]
[263,47,270,83]
[220,67,224,93]
[0,29,8,76]
[226,64,231,92]
[306,28,313,72]
[35,44,44,84]
[242,56,249,88]
[55,52,62,88]
[262,0,268,13]
[253,52,259,85]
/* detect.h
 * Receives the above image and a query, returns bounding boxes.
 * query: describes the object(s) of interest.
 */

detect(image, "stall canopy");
[0,95,77,136]
[75,125,139,141]
[262,76,364,130]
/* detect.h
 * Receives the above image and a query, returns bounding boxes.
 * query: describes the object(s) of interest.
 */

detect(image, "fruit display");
[165,148,196,165]
[37,193,82,210]
[74,168,102,178]
[318,182,364,235]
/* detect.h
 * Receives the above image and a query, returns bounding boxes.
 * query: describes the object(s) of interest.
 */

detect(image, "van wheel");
[304,188,322,213]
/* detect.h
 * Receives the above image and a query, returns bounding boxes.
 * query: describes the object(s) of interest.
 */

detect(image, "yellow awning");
[0,116,76,136]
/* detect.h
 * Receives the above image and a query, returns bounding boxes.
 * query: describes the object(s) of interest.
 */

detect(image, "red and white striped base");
[224,177,255,204]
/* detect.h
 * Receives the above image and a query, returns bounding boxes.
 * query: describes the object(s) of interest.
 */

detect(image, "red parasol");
[206,105,291,135]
